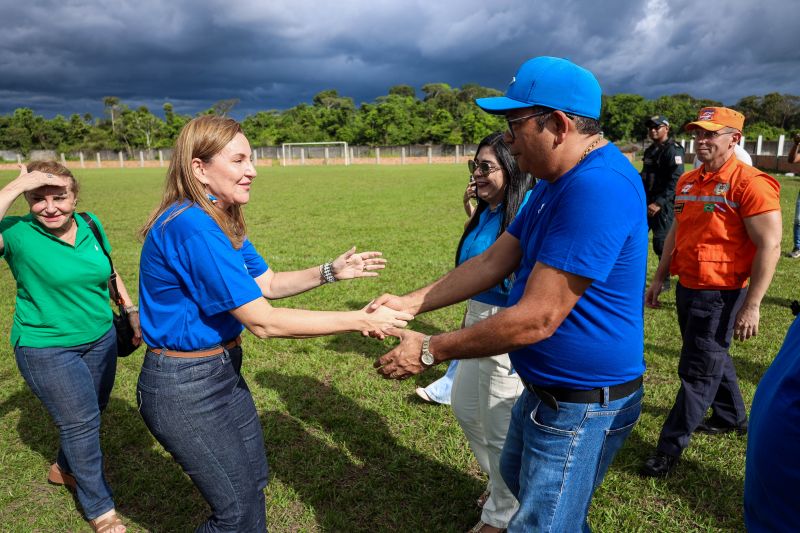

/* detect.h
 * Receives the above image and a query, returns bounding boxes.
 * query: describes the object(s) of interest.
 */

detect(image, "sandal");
[47,463,77,492]
[468,520,506,533]
[90,510,125,532]
[415,387,433,403]
[476,489,491,508]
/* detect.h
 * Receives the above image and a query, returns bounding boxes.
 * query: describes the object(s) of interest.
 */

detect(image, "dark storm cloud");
[1,0,798,119]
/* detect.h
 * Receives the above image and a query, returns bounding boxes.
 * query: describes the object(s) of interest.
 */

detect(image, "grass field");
[0,162,798,532]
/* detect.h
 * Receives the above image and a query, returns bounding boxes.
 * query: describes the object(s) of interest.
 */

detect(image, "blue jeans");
[794,191,800,250]
[421,360,459,404]
[137,345,269,532]
[14,327,117,520]
[500,385,643,532]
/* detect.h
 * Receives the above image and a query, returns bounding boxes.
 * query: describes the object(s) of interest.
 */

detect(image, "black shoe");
[640,452,679,477]
[696,417,748,435]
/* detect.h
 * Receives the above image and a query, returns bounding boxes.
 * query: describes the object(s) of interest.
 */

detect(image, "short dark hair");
[531,106,602,135]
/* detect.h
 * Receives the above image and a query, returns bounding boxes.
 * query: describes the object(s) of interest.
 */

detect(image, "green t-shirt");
[0,212,113,348]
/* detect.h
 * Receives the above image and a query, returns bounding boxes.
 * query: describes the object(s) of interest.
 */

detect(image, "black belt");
[522,376,643,412]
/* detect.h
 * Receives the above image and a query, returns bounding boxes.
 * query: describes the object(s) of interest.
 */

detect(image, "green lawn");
[0,163,798,532]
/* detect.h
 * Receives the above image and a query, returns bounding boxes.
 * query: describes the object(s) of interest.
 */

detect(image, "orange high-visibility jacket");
[671,156,780,290]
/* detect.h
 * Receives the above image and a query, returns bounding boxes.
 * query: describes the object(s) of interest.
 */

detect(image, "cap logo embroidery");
[699,110,715,121]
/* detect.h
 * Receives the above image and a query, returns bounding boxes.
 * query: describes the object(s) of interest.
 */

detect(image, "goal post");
[280,141,349,166]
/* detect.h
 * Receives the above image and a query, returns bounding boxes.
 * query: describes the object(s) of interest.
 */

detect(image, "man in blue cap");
[371,56,648,531]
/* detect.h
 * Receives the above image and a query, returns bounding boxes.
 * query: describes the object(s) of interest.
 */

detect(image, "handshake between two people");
[329,248,439,381]
[361,293,433,382]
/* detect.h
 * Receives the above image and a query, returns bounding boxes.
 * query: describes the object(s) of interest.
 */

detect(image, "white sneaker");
[789,249,800,259]
[415,387,433,402]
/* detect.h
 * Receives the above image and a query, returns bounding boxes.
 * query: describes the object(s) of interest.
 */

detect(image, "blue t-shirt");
[458,190,532,307]
[745,315,800,532]
[506,144,647,389]
[139,203,268,350]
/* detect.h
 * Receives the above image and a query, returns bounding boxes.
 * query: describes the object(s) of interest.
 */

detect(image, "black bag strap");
[78,212,123,306]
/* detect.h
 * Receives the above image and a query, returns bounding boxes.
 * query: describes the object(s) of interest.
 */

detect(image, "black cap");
[646,115,670,128]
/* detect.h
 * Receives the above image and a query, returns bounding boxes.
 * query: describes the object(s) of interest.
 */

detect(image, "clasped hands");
[362,293,430,381]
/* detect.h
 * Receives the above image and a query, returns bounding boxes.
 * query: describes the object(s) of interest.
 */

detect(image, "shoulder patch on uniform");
[675,155,683,165]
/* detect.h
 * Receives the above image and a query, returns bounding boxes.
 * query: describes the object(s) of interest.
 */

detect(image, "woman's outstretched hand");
[331,246,387,280]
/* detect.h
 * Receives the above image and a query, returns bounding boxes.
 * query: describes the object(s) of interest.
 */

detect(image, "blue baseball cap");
[476,56,602,119]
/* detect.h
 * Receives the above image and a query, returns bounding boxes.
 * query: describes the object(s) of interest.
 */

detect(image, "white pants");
[451,299,523,529]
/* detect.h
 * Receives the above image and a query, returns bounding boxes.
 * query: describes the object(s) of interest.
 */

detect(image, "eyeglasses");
[692,129,735,140]
[468,160,501,176]
[506,110,551,142]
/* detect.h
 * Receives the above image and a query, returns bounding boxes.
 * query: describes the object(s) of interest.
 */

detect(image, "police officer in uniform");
[642,115,684,290]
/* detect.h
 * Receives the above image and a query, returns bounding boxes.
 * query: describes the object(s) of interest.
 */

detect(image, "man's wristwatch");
[420,335,436,367]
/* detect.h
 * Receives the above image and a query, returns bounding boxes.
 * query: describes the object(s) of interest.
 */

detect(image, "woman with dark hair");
[136,115,411,532]
[414,167,482,405]
[451,132,534,533]
[0,161,139,532]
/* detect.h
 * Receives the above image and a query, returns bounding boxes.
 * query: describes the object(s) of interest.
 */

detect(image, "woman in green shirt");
[0,161,139,533]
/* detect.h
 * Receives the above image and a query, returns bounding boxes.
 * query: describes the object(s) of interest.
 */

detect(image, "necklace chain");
[579,137,602,163]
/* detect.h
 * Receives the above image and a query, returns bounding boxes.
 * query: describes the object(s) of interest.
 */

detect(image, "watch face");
[421,352,435,366]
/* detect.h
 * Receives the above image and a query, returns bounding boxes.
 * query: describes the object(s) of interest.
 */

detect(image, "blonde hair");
[140,115,247,248]
[26,160,80,197]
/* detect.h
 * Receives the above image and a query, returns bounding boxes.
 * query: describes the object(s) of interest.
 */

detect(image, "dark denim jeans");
[500,386,643,532]
[14,326,117,520]
[137,345,269,532]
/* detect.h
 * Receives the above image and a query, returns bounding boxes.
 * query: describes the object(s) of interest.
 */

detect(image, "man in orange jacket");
[640,107,782,477]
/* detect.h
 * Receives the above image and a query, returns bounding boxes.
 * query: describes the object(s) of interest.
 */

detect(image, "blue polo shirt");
[745,315,800,532]
[458,190,532,307]
[139,203,268,351]
[506,144,647,389]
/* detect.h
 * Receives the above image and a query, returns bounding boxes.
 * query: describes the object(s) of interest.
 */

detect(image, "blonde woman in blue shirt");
[137,116,411,532]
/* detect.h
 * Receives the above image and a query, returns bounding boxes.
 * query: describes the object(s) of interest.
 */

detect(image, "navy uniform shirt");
[641,139,685,209]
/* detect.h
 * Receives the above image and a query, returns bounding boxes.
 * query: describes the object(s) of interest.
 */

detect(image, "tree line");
[2,86,799,156]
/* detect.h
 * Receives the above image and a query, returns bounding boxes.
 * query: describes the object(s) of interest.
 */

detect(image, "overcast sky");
[2,0,798,119]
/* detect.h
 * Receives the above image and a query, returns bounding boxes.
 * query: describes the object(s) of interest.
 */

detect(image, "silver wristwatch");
[420,335,435,367]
